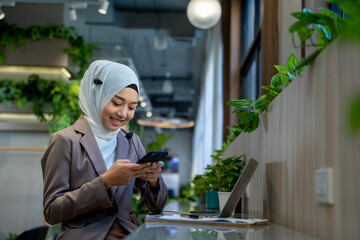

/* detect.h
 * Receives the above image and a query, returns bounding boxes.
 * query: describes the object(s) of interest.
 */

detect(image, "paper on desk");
[146,214,268,225]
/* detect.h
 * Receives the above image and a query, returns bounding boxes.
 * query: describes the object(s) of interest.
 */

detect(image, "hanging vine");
[0,20,95,78]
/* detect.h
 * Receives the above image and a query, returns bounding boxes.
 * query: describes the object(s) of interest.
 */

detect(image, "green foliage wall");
[0,20,95,78]
[0,20,95,133]
[0,75,82,134]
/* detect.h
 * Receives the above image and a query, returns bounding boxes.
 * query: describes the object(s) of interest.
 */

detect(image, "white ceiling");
[2,0,209,120]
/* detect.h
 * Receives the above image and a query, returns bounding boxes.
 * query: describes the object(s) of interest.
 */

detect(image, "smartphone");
[137,151,168,164]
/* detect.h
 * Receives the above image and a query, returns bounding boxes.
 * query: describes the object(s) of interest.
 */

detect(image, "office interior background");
[0,0,359,239]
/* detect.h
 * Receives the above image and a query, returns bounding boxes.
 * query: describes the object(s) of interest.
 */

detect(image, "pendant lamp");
[186,0,222,29]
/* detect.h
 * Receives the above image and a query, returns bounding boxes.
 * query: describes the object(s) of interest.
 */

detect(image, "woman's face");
[101,87,138,131]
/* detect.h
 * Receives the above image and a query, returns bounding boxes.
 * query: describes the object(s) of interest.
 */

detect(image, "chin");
[112,125,123,131]
[104,124,121,131]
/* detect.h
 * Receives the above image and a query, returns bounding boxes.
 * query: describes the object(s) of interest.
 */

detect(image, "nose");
[116,106,127,119]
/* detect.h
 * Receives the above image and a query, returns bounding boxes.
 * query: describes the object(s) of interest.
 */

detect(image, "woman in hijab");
[41,60,168,239]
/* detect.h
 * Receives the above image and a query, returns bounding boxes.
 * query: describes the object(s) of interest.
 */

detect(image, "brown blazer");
[41,116,168,239]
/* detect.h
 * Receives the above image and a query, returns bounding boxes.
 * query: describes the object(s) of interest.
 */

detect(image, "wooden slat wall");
[222,0,279,140]
[261,0,279,92]
[223,38,360,239]
[222,0,242,139]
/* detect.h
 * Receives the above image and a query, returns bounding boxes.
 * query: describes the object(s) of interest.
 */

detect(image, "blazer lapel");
[115,129,127,160]
[75,116,108,176]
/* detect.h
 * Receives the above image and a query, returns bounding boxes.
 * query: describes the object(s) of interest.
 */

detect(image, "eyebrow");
[114,95,138,105]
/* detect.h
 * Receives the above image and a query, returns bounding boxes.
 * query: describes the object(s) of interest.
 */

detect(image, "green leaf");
[147,133,173,152]
[297,26,315,42]
[265,93,278,101]
[262,85,283,95]
[271,73,285,88]
[295,48,323,71]
[285,54,300,74]
[236,111,250,125]
[244,112,260,133]
[289,11,323,33]
[226,99,253,107]
[227,99,254,113]
[274,65,287,74]
[253,95,269,114]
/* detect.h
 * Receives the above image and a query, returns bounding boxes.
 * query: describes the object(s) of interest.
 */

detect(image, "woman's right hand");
[101,159,151,189]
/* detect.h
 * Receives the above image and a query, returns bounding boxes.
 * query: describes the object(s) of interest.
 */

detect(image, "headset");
[121,120,140,161]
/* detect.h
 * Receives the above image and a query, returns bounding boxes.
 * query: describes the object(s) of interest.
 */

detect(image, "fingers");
[152,161,164,168]
[115,159,131,164]
[137,162,152,169]
[107,159,163,186]
[139,161,163,182]
[141,161,164,169]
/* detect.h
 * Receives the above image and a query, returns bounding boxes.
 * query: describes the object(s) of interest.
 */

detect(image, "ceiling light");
[146,111,152,118]
[137,117,195,129]
[162,79,173,93]
[140,101,147,108]
[154,36,168,50]
[68,8,77,21]
[98,0,109,14]
[186,0,222,29]
[162,71,173,93]
[0,8,4,20]
[67,2,88,21]
[0,66,72,80]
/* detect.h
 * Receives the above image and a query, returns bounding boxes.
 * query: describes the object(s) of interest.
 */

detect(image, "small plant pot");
[218,192,232,213]
[205,191,219,210]
[195,193,206,211]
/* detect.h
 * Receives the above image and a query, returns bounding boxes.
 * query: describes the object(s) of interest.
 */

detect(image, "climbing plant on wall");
[0,20,95,78]
[0,75,82,134]
[0,20,97,133]
[227,0,359,136]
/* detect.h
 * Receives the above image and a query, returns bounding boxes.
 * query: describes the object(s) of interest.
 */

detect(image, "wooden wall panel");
[223,38,360,239]
[222,0,242,139]
[261,0,279,90]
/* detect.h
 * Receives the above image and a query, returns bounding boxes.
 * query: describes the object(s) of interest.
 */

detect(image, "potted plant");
[191,151,246,211]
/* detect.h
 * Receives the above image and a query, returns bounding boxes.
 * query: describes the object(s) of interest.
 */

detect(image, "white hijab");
[79,60,139,140]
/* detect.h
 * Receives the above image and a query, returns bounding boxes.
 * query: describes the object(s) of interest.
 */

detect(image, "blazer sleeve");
[41,132,114,225]
[133,134,168,214]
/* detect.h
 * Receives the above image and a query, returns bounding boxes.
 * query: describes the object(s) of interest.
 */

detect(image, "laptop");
[190,157,259,218]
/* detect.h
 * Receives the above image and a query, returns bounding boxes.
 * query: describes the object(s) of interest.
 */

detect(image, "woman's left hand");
[139,161,164,187]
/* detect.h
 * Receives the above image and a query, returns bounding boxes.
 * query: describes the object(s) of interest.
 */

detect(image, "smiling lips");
[110,116,123,126]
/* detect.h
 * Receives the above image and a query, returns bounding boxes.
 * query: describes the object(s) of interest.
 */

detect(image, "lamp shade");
[186,0,222,29]
[162,79,173,93]
[98,0,109,14]
[68,8,77,21]
[0,8,5,20]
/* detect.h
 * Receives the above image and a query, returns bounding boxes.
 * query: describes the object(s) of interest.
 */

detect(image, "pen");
[180,214,203,219]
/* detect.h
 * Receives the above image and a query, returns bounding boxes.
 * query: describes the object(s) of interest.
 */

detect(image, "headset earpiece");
[93,63,110,86]
[93,79,103,85]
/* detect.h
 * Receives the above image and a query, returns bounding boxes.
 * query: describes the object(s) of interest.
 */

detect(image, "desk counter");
[125,222,320,240]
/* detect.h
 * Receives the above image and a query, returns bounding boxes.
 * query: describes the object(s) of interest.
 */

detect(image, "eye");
[129,106,136,111]
[112,101,121,106]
